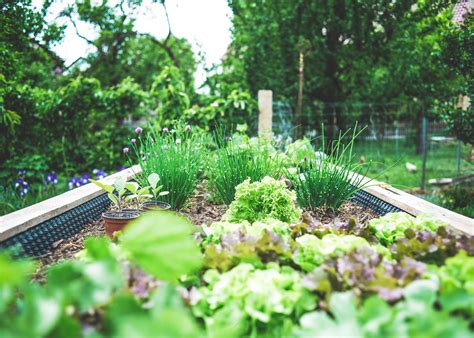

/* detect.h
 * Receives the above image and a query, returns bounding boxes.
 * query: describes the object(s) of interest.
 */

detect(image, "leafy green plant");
[293,234,383,271]
[0,210,203,337]
[123,174,169,209]
[369,213,444,246]
[90,176,127,211]
[435,250,474,314]
[208,130,284,205]
[132,125,203,209]
[224,176,301,223]
[192,263,316,337]
[288,125,371,210]
[294,282,472,338]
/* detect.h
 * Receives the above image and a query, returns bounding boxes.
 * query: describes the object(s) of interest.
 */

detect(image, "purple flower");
[15,178,29,197]
[131,138,136,144]
[123,147,130,154]
[135,127,143,134]
[80,173,90,185]
[93,169,107,179]
[185,125,191,132]
[176,138,182,145]
[44,171,58,186]
[68,177,81,190]
[162,127,169,133]
[18,169,26,177]
[117,166,127,172]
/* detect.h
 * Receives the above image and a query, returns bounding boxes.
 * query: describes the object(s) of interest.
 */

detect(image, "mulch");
[32,190,378,279]
[308,201,379,227]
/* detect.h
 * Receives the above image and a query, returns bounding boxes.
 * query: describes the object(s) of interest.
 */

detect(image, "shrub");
[288,125,370,210]
[208,131,284,205]
[224,176,301,223]
[132,124,203,210]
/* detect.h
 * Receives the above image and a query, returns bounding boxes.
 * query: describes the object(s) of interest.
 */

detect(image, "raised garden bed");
[0,129,473,337]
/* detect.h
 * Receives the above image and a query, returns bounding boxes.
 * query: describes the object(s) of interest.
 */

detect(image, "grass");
[353,139,473,190]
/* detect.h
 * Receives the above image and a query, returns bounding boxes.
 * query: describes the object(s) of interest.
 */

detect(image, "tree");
[224,0,461,132]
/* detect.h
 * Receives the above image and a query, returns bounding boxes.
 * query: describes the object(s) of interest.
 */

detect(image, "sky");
[33,0,233,87]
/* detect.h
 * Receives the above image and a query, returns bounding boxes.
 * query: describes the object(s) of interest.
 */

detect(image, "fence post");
[456,140,461,173]
[258,90,273,137]
[420,116,428,191]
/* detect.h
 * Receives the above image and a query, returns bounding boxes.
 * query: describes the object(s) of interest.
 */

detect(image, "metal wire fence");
[271,100,473,191]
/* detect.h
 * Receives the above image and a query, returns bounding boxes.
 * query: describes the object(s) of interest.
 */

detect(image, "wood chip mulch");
[33,189,226,280]
[32,188,377,281]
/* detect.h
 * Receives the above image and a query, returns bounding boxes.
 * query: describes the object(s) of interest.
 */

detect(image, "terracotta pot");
[142,201,172,211]
[102,210,140,238]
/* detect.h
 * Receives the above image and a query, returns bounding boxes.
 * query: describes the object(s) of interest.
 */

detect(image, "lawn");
[355,139,473,190]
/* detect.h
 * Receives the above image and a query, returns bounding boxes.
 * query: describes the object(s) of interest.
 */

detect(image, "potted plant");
[90,177,140,237]
[141,173,171,211]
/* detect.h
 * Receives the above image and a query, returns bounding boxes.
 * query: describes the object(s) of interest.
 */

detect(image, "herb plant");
[132,125,203,209]
[288,125,371,210]
[208,130,284,205]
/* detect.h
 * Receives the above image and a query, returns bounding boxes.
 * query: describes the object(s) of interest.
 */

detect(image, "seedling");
[90,177,127,211]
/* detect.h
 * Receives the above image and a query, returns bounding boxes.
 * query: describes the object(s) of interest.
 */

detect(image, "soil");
[32,190,378,280]
[308,201,379,226]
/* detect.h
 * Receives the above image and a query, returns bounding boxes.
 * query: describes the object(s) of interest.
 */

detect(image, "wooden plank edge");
[357,175,474,236]
[0,165,142,242]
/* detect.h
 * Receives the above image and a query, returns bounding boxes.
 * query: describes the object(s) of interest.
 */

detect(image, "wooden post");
[258,90,273,137]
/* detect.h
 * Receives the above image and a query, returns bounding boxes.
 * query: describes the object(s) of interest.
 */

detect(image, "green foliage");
[285,138,316,165]
[435,250,474,314]
[132,125,203,209]
[192,263,316,336]
[208,133,284,205]
[369,213,444,246]
[225,177,301,224]
[224,0,459,121]
[293,234,375,272]
[289,126,371,210]
[120,211,202,282]
[0,210,203,337]
[150,66,191,127]
[294,282,472,338]
[187,89,257,130]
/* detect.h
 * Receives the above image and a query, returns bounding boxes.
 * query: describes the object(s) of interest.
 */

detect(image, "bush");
[224,176,301,223]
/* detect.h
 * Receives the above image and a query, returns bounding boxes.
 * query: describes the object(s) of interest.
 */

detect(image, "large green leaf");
[119,211,202,282]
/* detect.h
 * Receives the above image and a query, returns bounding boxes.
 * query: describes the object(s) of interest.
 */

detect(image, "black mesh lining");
[351,189,402,215]
[0,193,110,257]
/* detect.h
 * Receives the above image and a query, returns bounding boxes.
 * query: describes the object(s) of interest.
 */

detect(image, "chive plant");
[208,129,284,205]
[131,125,203,210]
[289,124,371,210]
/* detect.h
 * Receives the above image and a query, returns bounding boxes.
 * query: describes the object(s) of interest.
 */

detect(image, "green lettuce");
[192,263,316,335]
[225,176,301,223]
[201,218,291,242]
[294,234,387,271]
[369,213,444,245]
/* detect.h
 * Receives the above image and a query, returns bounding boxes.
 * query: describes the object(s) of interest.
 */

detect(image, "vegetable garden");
[1,125,472,337]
